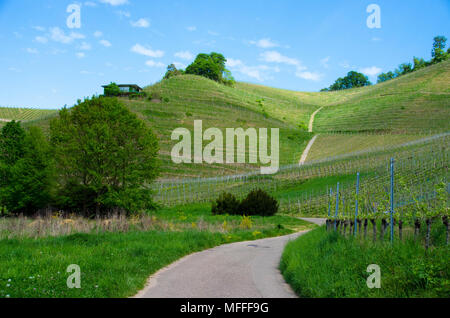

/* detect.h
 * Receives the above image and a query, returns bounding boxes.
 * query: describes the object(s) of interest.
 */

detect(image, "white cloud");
[100,0,128,6]
[32,26,45,32]
[99,39,112,47]
[250,38,279,48]
[174,51,194,60]
[320,56,330,68]
[131,44,164,58]
[226,58,278,81]
[79,42,91,50]
[360,66,382,76]
[259,51,303,68]
[186,26,196,32]
[145,60,165,68]
[76,52,86,59]
[49,27,85,44]
[35,36,48,44]
[93,31,103,38]
[117,10,131,18]
[173,62,187,69]
[131,18,150,28]
[296,71,322,81]
[26,48,39,54]
[84,1,97,7]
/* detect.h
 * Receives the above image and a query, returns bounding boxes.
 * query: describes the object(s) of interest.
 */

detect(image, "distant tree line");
[377,36,449,84]
[321,35,449,91]
[163,52,235,86]
[0,97,160,217]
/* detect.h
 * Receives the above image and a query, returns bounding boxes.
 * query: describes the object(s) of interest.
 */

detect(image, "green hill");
[1,60,449,179]
[314,60,450,133]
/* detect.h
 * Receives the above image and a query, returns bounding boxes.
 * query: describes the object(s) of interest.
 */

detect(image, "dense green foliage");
[185,52,234,85]
[239,189,279,216]
[281,227,450,297]
[211,189,279,216]
[323,71,371,91]
[103,82,120,97]
[50,97,159,215]
[211,192,241,215]
[0,122,54,215]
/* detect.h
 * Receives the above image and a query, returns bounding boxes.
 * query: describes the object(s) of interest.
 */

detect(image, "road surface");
[134,219,325,298]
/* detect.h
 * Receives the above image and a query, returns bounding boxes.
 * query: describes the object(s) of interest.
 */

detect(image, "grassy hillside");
[314,60,450,133]
[0,107,57,124]
[1,60,448,179]
[305,133,429,162]
[123,75,312,179]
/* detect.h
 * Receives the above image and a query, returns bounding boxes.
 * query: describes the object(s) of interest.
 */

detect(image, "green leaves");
[185,52,230,84]
[50,97,160,215]
[0,122,54,214]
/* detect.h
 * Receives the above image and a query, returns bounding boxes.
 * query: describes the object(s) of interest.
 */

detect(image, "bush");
[239,189,279,216]
[104,82,120,97]
[211,192,240,215]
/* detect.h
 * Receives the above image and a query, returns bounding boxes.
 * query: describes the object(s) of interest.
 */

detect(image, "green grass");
[281,227,450,298]
[122,75,313,178]
[3,60,448,178]
[314,60,450,133]
[306,133,430,162]
[0,206,314,298]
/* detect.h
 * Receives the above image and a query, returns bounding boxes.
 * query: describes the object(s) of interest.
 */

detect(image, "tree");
[104,82,120,96]
[185,52,229,83]
[395,63,413,77]
[413,57,428,71]
[328,71,371,91]
[164,64,184,79]
[50,97,159,215]
[377,71,395,83]
[0,122,54,215]
[222,69,235,87]
[431,36,448,64]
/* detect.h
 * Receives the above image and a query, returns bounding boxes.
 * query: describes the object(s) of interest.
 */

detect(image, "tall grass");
[281,227,450,298]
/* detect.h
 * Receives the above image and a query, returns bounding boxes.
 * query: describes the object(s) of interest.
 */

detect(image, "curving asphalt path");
[134,218,325,298]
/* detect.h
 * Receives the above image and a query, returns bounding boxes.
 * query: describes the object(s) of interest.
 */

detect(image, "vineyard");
[0,107,58,122]
[152,133,449,215]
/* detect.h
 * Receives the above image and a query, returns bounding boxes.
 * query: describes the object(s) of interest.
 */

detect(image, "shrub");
[239,189,279,216]
[211,192,240,215]
[103,82,120,97]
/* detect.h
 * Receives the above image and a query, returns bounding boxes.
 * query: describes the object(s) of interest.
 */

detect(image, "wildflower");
[6,284,10,287]
[5,294,10,298]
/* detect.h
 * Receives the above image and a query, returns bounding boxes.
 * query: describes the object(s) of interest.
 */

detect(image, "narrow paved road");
[135,218,325,298]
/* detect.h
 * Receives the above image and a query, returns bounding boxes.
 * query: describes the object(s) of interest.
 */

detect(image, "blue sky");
[1,0,449,109]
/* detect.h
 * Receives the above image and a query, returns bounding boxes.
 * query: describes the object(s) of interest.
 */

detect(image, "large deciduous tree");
[185,52,230,83]
[50,97,159,215]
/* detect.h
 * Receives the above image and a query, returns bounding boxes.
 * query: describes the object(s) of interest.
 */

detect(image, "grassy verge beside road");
[281,227,450,298]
